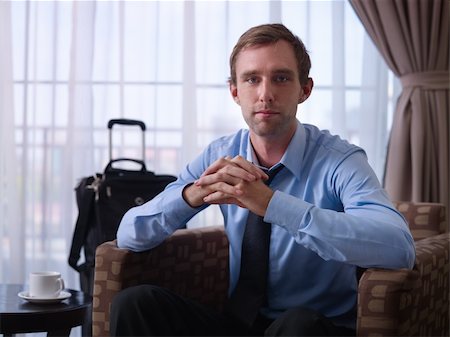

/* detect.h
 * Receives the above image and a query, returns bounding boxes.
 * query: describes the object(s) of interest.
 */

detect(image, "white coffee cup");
[29,271,65,298]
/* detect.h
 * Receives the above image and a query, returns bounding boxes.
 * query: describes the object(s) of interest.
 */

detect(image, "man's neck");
[250,130,295,168]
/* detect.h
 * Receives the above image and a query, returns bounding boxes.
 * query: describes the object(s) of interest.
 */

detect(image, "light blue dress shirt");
[117,120,416,329]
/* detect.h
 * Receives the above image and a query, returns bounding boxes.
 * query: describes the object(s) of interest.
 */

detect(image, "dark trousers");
[110,285,356,337]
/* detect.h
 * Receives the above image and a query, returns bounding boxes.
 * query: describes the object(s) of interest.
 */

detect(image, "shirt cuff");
[264,190,313,235]
[160,184,207,224]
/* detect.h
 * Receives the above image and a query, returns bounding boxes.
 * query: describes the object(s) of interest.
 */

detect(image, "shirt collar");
[246,120,305,181]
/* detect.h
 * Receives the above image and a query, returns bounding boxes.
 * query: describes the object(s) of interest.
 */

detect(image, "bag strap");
[68,176,97,272]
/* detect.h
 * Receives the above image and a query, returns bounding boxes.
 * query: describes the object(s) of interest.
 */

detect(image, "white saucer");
[18,290,72,304]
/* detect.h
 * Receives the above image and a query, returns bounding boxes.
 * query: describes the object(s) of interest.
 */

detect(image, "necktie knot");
[264,164,284,185]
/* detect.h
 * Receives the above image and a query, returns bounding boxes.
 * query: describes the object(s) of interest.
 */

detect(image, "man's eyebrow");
[273,68,296,76]
[239,68,296,79]
[239,70,258,79]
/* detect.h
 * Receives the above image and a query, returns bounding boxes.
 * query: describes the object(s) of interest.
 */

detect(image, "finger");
[203,193,244,206]
[231,155,269,180]
[207,198,246,208]
[200,156,231,177]
[217,164,257,182]
[197,161,258,186]
[195,170,244,187]
[208,181,243,197]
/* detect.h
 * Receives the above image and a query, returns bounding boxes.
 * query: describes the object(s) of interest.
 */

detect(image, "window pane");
[345,1,364,86]
[308,1,332,86]
[11,1,26,81]
[282,1,309,43]
[28,84,54,127]
[227,1,270,46]
[93,84,121,126]
[123,1,183,82]
[300,89,332,130]
[196,87,245,133]
[123,84,157,122]
[156,2,183,82]
[93,2,121,81]
[14,84,24,126]
[54,84,69,127]
[155,85,183,129]
[195,2,228,85]
[55,2,72,81]
[28,2,56,81]
[345,90,361,145]
[124,2,159,82]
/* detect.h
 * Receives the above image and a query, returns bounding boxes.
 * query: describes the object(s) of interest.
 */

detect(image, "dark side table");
[0,284,92,336]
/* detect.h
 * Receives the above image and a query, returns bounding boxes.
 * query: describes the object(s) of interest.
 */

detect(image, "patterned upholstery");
[357,202,449,336]
[357,233,449,336]
[92,226,229,336]
[393,201,448,240]
[93,202,449,337]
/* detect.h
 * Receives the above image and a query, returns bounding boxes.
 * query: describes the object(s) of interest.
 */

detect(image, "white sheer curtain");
[1,0,394,289]
[1,0,22,283]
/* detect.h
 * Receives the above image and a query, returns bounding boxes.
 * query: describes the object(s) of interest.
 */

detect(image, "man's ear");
[230,83,240,105]
[298,77,314,104]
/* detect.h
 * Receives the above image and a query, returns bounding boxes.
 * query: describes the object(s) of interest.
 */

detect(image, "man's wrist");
[182,183,205,208]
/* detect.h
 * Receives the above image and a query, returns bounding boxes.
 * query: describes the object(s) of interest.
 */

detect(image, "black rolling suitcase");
[68,119,177,335]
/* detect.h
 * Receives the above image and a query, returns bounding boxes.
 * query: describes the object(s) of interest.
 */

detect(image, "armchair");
[93,202,449,336]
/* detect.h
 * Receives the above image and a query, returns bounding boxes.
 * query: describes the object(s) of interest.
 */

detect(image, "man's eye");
[246,77,258,84]
[275,75,289,82]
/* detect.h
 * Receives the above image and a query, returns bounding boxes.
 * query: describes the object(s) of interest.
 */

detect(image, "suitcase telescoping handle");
[108,118,146,162]
[108,119,146,131]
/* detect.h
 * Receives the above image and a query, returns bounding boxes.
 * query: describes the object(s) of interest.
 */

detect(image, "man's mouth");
[255,110,279,117]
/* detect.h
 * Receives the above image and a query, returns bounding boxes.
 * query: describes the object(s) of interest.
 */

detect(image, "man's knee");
[112,284,169,314]
[265,307,328,336]
[110,285,167,336]
[112,285,150,310]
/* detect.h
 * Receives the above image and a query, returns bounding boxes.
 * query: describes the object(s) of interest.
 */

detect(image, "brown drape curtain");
[349,0,449,216]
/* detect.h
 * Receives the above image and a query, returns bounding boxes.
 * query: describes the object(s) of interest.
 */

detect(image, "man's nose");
[259,80,274,103]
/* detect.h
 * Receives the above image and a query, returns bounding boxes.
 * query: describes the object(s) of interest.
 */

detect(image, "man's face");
[230,40,310,140]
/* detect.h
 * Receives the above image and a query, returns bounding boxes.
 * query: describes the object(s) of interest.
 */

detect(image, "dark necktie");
[225,164,284,327]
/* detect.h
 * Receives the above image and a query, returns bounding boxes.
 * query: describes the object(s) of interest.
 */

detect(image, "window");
[2,1,396,292]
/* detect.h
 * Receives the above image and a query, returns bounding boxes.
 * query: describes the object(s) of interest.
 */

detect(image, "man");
[111,23,415,336]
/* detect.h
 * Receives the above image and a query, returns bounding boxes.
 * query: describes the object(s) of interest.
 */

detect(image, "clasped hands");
[183,155,273,216]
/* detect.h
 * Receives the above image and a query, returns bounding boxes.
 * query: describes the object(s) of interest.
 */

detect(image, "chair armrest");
[357,232,450,336]
[393,201,447,240]
[412,232,450,336]
[92,225,229,337]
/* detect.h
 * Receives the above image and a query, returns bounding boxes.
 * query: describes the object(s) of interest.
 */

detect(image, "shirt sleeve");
[116,157,208,252]
[264,151,416,270]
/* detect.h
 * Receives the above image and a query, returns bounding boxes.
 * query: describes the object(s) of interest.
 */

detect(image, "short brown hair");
[229,23,311,86]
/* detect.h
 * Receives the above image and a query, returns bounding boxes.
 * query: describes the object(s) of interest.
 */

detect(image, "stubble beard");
[244,112,296,139]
